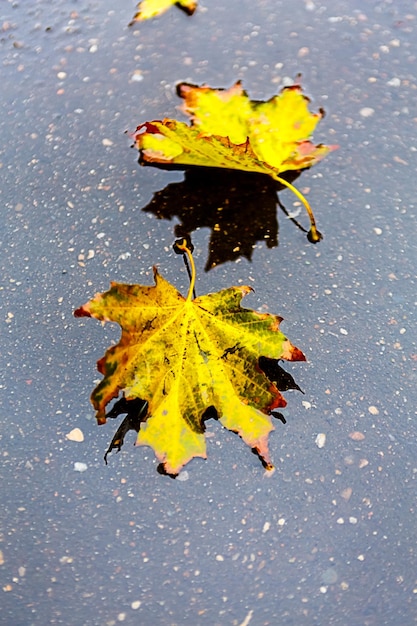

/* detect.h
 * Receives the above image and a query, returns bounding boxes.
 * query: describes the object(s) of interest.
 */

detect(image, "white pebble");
[340,328,348,335]
[73,462,88,472]
[360,107,375,118]
[387,77,401,87]
[117,252,131,261]
[131,601,141,610]
[66,428,84,442]
[315,433,326,449]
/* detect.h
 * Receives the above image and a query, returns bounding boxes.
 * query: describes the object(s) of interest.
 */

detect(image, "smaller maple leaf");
[133,81,338,242]
[74,242,305,475]
[129,0,197,24]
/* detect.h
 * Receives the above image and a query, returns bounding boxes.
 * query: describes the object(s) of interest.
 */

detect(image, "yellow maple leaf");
[134,82,338,242]
[74,242,305,475]
[130,0,197,23]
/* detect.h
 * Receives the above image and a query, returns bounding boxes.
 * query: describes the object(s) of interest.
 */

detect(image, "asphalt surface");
[1,1,416,624]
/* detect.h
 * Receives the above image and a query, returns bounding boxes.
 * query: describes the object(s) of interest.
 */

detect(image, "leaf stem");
[275,176,322,243]
[176,239,196,302]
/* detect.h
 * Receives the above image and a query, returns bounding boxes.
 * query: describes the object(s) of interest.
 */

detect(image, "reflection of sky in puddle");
[1,0,416,624]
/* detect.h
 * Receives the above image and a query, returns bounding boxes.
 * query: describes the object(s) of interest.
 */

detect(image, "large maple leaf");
[133,81,338,242]
[74,242,305,475]
[130,0,197,23]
